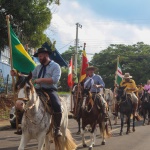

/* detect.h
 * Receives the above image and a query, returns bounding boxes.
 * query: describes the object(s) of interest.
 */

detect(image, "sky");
[45,0,150,60]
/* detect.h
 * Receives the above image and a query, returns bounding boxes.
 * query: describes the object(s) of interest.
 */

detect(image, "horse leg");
[132,114,136,132]
[76,118,81,135]
[37,133,47,150]
[120,113,124,136]
[148,111,150,125]
[99,121,106,145]
[44,134,51,150]
[143,110,146,126]
[89,127,97,150]
[114,116,118,125]
[18,133,30,150]
[81,128,87,147]
[126,115,130,134]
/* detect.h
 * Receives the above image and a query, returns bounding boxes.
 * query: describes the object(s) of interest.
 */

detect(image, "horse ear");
[27,72,32,80]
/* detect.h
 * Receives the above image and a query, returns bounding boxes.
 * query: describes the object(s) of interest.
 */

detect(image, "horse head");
[15,72,35,111]
[81,80,93,110]
[116,86,127,101]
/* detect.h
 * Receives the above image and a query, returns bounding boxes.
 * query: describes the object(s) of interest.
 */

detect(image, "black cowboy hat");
[85,66,98,71]
[33,47,52,57]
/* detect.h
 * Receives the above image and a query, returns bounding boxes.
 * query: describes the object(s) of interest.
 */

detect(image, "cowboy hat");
[33,47,52,57]
[85,66,97,71]
[123,73,132,79]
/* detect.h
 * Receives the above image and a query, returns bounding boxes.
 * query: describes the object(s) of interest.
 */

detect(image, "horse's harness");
[17,84,48,125]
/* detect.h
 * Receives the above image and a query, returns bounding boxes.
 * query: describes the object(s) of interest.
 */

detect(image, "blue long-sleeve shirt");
[32,60,61,89]
[85,74,105,93]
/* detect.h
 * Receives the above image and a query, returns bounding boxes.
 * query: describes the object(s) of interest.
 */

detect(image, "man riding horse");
[113,73,138,117]
[82,66,108,120]
[32,47,62,137]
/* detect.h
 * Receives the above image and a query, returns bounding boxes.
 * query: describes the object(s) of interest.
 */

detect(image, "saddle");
[36,89,52,114]
[91,93,103,110]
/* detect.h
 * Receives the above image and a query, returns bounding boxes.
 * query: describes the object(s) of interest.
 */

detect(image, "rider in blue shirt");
[84,66,108,120]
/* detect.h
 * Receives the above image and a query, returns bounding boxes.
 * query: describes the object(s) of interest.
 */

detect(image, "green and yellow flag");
[10,26,36,74]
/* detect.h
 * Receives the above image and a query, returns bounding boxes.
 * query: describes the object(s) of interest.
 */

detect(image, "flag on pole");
[10,26,36,74]
[68,58,74,87]
[79,49,88,82]
[116,62,123,85]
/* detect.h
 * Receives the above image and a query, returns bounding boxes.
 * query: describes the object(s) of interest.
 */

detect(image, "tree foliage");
[61,45,82,65]
[0,0,59,50]
[91,42,150,88]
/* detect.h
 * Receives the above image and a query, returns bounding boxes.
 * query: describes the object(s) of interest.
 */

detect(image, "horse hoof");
[132,128,135,132]
[89,147,93,150]
[101,141,105,145]
[76,131,81,135]
[83,144,87,147]
[126,132,129,135]
[120,132,123,136]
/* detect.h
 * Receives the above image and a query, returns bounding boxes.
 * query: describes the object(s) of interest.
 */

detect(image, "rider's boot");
[53,113,62,137]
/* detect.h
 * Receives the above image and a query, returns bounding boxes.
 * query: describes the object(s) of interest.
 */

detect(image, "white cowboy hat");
[123,73,132,79]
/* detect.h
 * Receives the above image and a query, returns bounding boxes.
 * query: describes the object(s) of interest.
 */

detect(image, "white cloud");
[46,0,150,60]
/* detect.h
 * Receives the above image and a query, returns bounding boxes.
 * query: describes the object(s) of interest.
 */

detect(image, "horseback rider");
[32,47,62,137]
[144,80,150,93]
[117,73,138,116]
[83,66,108,120]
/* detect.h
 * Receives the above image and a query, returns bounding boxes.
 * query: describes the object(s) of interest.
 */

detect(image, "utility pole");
[75,23,82,75]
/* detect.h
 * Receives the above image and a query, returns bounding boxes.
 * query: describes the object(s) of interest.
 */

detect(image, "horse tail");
[54,129,77,150]
[135,113,142,121]
[64,129,77,150]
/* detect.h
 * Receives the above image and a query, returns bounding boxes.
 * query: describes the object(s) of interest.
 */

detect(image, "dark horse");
[79,86,110,149]
[117,86,135,135]
[72,83,83,134]
[141,89,150,125]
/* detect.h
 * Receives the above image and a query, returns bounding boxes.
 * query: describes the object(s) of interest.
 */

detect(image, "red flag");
[79,49,88,82]
[68,58,74,87]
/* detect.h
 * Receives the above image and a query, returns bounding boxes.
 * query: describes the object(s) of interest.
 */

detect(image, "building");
[0,46,11,85]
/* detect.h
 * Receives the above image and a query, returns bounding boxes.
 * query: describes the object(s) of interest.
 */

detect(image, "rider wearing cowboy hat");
[83,66,108,120]
[120,73,138,115]
[32,47,62,137]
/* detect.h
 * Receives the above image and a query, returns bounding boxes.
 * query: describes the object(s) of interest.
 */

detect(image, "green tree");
[0,0,59,50]
[91,42,150,88]
[61,45,82,65]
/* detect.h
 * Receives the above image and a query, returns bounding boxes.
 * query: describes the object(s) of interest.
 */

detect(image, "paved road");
[0,117,150,150]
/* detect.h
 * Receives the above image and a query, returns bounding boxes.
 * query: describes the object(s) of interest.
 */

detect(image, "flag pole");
[115,55,120,85]
[6,15,19,132]
[70,56,73,113]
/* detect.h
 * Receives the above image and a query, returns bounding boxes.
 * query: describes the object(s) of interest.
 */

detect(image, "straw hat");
[123,73,132,79]
[85,66,97,71]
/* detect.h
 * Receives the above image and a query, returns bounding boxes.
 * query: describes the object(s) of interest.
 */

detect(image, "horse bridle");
[17,84,38,111]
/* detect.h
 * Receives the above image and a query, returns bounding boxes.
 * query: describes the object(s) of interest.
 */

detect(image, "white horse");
[15,73,77,150]
[103,88,114,112]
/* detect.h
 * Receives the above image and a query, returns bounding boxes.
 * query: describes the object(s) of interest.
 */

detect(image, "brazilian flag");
[10,26,36,74]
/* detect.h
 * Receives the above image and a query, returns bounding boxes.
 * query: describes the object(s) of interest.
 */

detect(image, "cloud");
[46,0,150,60]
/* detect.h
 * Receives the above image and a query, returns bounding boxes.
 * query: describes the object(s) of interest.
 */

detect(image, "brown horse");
[79,86,110,149]
[72,83,84,134]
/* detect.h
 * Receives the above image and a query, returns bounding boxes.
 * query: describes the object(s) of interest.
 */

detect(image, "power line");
[57,40,74,50]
